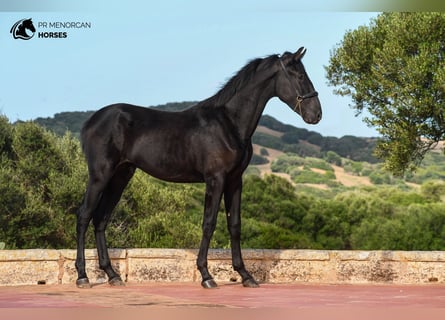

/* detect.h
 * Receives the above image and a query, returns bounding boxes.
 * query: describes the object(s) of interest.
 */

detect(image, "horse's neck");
[17,25,27,35]
[225,79,276,141]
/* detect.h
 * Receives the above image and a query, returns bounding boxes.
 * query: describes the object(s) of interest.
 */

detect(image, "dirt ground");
[0,282,444,320]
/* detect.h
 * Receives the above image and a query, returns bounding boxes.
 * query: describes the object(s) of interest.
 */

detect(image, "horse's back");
[80,103,197,159]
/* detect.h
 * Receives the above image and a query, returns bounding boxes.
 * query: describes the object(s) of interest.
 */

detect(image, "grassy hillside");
[33,101,378,162]
[251,138,445,194]
[32,101,445,191]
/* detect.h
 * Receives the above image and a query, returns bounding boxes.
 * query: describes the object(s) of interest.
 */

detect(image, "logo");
[9,18,92,41]
[10,18,36,40]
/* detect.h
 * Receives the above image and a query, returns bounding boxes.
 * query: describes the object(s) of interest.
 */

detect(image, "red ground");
[0,282,444,319]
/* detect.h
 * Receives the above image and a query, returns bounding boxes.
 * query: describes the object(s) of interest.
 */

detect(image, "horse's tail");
[80,107,109,157]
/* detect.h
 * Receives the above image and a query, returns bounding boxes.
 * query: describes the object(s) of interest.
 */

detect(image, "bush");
[304,157,334,171]
[325,151,342,166]
[421,180,445,202]
[271,154,305,173]
[260,148,269,156]
[250,154,269,165]
[369,171,391,184]
[290,168,336,184]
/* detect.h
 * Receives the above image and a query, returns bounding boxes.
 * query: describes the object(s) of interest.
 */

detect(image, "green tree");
[0,120,84,248]
[326,13,445,175]
[13,122,65,186]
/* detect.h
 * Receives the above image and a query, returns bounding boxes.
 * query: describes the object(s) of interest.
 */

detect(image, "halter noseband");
[279,60,318,114]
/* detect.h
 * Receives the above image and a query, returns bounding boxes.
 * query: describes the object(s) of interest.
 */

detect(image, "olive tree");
[326,12,445,174]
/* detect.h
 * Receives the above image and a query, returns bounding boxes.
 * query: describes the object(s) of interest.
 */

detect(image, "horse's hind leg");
[76,175,111,288]
[224,176,259,288]
[93,164,135,286]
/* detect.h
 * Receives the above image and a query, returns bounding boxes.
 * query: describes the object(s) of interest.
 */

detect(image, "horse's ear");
[293,47,307,61]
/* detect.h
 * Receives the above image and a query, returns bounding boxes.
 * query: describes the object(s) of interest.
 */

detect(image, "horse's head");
[22,19,36,32]
[276,47,322,124]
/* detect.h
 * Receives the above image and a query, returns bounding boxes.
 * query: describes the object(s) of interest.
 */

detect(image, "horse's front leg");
[197,174,225,288]
[224,176,259,287]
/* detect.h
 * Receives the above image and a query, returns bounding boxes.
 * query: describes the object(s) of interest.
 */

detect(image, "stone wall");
[0,249,444,286]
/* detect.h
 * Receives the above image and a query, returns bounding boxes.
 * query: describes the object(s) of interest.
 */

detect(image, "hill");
[32,101,196,137]
[31,101,445,190]
[33,101,379,163]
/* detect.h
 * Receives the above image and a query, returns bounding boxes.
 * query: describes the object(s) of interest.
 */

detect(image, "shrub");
[290,168,336,184]
[271,154,305,173]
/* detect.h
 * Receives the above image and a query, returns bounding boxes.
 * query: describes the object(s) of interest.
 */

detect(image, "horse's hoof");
[201,279,218,289]
[109,276,125,286]
[76,278,92,289]
[242,278,259,288]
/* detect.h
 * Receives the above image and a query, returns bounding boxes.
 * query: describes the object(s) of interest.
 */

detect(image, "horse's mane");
[197,54,280,107]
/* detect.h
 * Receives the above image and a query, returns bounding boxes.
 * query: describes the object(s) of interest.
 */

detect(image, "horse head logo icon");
[10,18,36,40]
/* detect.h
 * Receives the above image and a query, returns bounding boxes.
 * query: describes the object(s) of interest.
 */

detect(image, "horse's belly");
[132,154,204,183]
[128,129,242,183]
[148,169,204,183]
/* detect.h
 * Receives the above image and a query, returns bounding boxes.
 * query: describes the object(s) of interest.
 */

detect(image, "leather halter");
[279,60,318,114]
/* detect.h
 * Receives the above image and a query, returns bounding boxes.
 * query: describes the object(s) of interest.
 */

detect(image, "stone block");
[127,248,195,283]
[0,249,60,286]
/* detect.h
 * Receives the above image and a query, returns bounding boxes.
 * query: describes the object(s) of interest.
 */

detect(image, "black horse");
[76,47,322,289]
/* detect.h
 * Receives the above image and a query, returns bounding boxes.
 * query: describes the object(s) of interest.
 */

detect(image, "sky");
[0,1,384,137]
